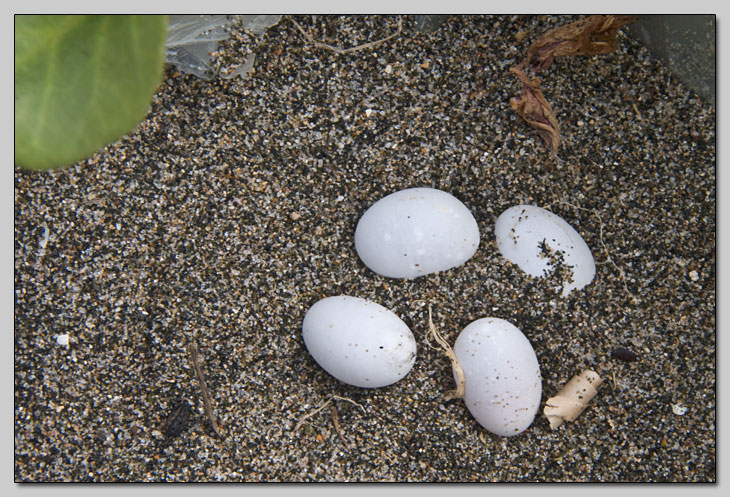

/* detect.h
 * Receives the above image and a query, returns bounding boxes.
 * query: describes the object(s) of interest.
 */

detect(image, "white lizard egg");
[302,296,417,388]
[495,205,595,296]
[453,317,542,437]
[355,187,480,278]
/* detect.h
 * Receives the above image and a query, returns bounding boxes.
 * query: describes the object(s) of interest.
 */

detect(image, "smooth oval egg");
[302,295,417,388]
[355,187,480,279]
[495,205,595,296]
[453,317,542,437]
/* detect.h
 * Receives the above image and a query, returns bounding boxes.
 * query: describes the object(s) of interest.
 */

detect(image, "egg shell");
[453,318,542,437]
[355,187,480,279]
[302,296,417,388]
[495,205,596,296]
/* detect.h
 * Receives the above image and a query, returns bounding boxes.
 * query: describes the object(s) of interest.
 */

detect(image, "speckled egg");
[495,205,595,296]
[354,187,480,279]
[302,296,417,388]
[453,317,542,437]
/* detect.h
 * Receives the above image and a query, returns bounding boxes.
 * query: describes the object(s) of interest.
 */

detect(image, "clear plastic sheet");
[165,14,282,79]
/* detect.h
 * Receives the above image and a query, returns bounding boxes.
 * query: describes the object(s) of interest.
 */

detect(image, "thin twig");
[289,15,403,55]
[294,398,333,432]
[187,340,224,438]
[294,394,374,434]
[330,403,346,444]
[331,395,368,415]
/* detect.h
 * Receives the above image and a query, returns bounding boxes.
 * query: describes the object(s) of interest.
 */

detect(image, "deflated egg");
[453,317,542,437]
[355,187,480,279]
[495,205,595,296]
[302,296,417,388]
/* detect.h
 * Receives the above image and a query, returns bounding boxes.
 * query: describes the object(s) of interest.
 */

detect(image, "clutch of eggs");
[495,205,595,296]
[355,187,480,279]
[453,317,542,437]
[302,296,417,388]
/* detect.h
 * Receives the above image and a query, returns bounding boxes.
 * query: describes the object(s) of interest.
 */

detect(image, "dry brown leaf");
[524,15,637,72]
[507,15,637,155]
[509,67,561,155]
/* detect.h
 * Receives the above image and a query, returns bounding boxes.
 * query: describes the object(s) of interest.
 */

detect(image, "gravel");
[14,15,715,482]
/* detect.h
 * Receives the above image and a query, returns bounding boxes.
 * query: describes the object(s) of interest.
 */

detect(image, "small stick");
[294,394,374,433]
[331,395,368,416]
[290,15,402,55]
[330,403,346,444]
[187,340,224,438]
[427,306,465,401]
[294,398,332,432]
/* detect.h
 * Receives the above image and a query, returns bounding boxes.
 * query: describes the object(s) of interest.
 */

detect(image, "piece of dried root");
[543,369,603,429]
[289,15,403,55]
[187,340,225,438]
[427,306,465,401]
[509,67,561,156]
[293,394,373,444]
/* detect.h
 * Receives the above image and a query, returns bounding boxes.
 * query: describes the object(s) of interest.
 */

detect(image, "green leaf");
[15,15,168,170]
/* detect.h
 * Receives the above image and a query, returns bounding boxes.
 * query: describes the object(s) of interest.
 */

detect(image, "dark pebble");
[611,347,640,362]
